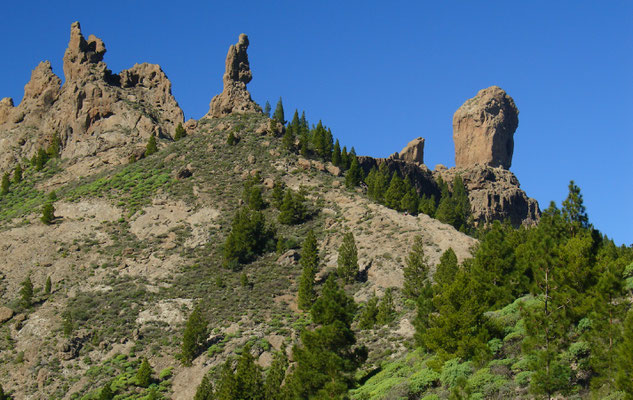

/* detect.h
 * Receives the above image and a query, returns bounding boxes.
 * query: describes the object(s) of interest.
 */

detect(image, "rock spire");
[452,86,518,169]
[0,21,183,173]
[207,34,262,118]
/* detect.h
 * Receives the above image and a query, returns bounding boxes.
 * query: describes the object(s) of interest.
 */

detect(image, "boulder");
[0,306,13,324]
[453,86,518,169]
[207,34,262,118]
[398,137,425,164]
[0,97,13,125]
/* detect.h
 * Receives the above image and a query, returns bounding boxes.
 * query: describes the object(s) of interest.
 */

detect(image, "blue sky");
[1,1,631,245]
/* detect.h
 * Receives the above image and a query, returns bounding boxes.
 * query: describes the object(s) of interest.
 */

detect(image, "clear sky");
[1,1,631,245]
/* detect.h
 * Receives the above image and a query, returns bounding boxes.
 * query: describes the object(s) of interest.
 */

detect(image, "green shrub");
[440,358,473,388]
[515,371,532,387]
[41,202,56,224]
[408,368,440,395]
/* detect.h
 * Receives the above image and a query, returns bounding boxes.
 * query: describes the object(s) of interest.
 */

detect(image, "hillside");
[0,24,631,400]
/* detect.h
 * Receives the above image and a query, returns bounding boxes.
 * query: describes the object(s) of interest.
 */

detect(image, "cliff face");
[0,22,183,172]
[434,165,540,227]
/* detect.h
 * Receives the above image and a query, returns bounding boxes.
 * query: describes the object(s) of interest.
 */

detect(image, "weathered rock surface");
[0,306,13,323]
[0,21,183,173]
[358,156,440,200]
[453,86,518,169]
[206,34,262,118]
[434,165,540,227]
[390,137,425,165]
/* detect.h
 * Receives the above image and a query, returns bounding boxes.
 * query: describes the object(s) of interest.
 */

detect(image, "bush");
[227,131,237,145]
[158,367,173,380]
[41,202,55,225]
[440,358,473,388]
[408,368,440,395]
[515,371,532,387]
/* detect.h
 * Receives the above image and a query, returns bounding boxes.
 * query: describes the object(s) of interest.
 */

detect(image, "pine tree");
[136,358,153,387]
[287,275,366,398]
[194,374,214,400]
[403,235,431,300]
[278,189,307,225]
[340,146,349,170]
[298,230,319,310]
[418,194,437,217]
[434,248,458,288]
[452,175,471,231]
[273,97,286,124]
[98,381,115,400]
[616,310,633,398]
[264,101,271,117]
[298,264,317,312]
[234,345,264,399]
[337,232,358,283]
[41,203,55,225]
[1,173,9,195]
[215,359,239,400]
[264,351,288,400]
[20,275,33,308]
[345,157,363,188]
[181,305,208,365]
[243,177,265,211]
[174,123,186,141]
[400,190,419,215]
[271,181,285,209]
[435,179,458,228]
[562,180,589,237]
[376,288,395,325]
[45,276,52,295]
[384,174,406,210]
[13,164,22,184]
[282,112,297,151]
[332,139,341,166]
[223,207,274,268]
[358,294,379,329]
[300,230,319,271]
[47,133,61,158]
[35,148,49,171]
[145,133,158,156]
[519,204,573,399]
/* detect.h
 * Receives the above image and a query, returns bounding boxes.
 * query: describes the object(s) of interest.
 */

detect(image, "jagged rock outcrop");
[434,165,539,227]
[358,156,440,199]
[453,86,518,169]
[0,21,183,172]
[206,34,262,118]
[389,137,425,165]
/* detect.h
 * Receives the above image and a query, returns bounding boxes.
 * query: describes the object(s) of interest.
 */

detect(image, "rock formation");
[453,86,518,169]
[358,156,440,200]
[0,22,183,172]
[389,137,425,165]
[206,34,262,118]
[434,166,539,227]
